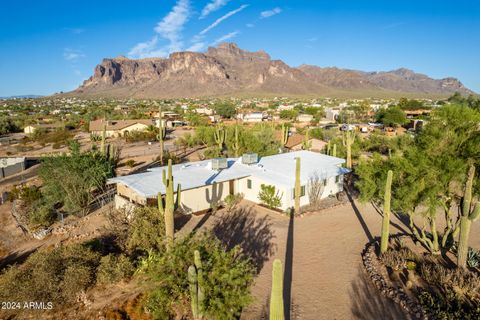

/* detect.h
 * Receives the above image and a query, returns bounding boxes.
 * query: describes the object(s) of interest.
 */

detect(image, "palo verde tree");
[357,104,480,257]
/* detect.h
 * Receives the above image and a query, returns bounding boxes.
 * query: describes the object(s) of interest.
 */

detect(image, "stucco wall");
[179,181,230,214]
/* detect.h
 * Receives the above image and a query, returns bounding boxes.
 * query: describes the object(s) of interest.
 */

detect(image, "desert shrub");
[419,263,480,301]
[224,193,244,211]
[97,254,135,284]
[380,247,417,271]
[125,159,136,167]
[126,207,165,255]
[419,289,480,320]
[8,185,42,205]
[467,248,480,268]
[29,202,56,227]
[258,184,283,209]
[0,244,100,309]
[138,233,254,319]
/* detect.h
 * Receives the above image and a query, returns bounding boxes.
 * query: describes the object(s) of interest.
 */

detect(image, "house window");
[293,186,306,198]
[247,179,252,189]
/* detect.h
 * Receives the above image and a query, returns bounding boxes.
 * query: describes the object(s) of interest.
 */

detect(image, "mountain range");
[68,43,474,98]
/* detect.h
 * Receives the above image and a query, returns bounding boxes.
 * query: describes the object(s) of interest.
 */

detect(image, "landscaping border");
[361,237,428,320]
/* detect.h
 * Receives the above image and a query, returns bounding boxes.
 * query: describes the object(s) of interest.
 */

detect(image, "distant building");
[296,114,314,123]
[237,112,266,122]
[89,119,154,138]
[24,123,64,135]
[194,107,214,116]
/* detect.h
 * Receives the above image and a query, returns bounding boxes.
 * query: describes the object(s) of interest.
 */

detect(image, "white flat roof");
[108,151,349,198]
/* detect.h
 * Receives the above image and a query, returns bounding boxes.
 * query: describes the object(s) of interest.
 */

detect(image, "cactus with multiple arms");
[380,170,393,254]
[457,164,480,268]
[157,159,181,250]
[214,125,226,151]
[294,157,301,214]
[342,130,355,169]
[269,259,284,320]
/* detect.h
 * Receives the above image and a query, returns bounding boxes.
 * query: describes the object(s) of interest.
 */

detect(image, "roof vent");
[211,158,228,170]
[242,153,258,165]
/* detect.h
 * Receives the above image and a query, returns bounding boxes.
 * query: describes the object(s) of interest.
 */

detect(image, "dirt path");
[180,198,480,320]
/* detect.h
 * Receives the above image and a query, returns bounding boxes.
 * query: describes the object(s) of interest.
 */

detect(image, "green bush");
[97,254,135,284]
[138,233,254,319]
[224,193,244,211]
[0,244,100,311]
[29,202,56,227]
[127,207,166,255]
[125,159,136,167]
[258,184,283,209]
[419,289,480,320]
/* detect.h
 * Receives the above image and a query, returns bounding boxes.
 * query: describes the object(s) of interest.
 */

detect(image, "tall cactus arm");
[380,170,393,254]
[188,265,199,319]
[157,192,164,215]
[269,259,284,320]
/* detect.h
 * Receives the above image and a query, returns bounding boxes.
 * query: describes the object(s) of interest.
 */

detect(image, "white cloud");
[200,0,230,19]
[246,23,254,28]
[213,31,240,45]
[199,4,249,35]
[154,0,191,52]
[129,0,191,58]
[186,42,206,52]
[260,7,282,18]
[63,48,85,62]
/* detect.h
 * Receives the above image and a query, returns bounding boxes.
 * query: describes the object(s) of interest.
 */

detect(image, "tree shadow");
[174,212,191,231]
[211,206,276,274]
[371,201,409,235]
[191,212,212,233]
[346,188,374,242]
[350,266,411,320]
[0,248,38,271]
[283,213,294,320]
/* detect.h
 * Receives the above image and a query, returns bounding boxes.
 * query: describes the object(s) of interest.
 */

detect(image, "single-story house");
[237,112,266,122]
[24,123,64,135]
[89,119,154,138]
[297,114,314,123]
[275,132,327,152]
[108,151,349,214]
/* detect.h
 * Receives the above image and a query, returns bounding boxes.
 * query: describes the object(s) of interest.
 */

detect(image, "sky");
[0,0,479,96]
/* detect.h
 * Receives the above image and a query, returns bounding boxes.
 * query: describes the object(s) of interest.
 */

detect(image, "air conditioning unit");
[242,153,258,165]
[211,158,228,170]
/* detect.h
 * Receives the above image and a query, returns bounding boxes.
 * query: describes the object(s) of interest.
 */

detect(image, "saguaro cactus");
[269,259,284,320]
[281,123,289,147]
[302,128,312,151]
[158,159,181,249]
[343,130,355,169]
[157,104,166,165]
[189,250,205,319]
[326,140,331,155]
[188,265,200,319]
[457,164,480,268]
[380,170,393,254]
[214,125,226,150]
[100,121,107,155]
[332,143,337,158]
[294,157,301,214]
[232,125,240,157]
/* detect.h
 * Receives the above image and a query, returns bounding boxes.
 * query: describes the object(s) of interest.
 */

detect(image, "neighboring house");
[195,107,214,116]
[24,123,64,134]
[108,151,349,214]
[89,119,154,138]
[276,132,327,152]
[0,157,25,179]
[297,114,314,123]
[325,108,341,122]
[237,112,266,122]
